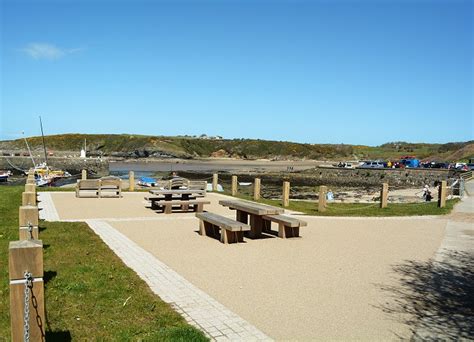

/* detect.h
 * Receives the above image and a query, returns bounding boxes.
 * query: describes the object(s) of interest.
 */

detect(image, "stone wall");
[307,167,457,187]
[201,167,459,188]
[0,156,109,176]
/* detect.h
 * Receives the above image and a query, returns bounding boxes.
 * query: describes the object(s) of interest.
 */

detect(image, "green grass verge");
[222,191,459,217]
[0,186,208,341]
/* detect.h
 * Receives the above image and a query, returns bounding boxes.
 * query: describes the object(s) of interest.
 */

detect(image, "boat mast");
[39,116,48,166]
[22,131,36,167]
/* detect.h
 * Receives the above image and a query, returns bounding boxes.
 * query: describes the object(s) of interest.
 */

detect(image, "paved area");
[40,191,451,340]
[413,180,474,340]
[39,191,270,341]
[38,192,60,221]
[86,220,270,341]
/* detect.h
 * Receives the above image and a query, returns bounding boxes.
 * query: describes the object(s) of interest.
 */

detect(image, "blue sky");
[1,0,472,146]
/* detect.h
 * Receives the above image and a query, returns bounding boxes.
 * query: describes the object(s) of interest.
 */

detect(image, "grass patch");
[222,191,459,217]
[0,186,208,341]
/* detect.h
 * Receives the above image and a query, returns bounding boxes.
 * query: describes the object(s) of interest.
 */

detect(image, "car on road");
[358,160,385,169]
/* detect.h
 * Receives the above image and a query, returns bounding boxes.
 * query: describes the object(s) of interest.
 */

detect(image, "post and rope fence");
[10,175,45,341]
[206,171,454,212]
[9,240,45,342]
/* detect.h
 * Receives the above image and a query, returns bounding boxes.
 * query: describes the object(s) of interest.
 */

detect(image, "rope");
[4,158,27,173]
[326,202,379,211]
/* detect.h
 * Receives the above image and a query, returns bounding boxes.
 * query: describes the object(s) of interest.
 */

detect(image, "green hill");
[0,134,472,161]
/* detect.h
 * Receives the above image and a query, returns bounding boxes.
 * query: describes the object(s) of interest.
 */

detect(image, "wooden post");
[25,184,36,193]
[27,172,35,182]
[254,178,261,201]
[212,173,218,192]
[19,206,39,228]
[22,192,36,206]
[282,181,290,207]
[438,180,447,208]
[81,169,87,180]
[19,225,39,240]
[9,240,45,342]
[380,183,388,208]
[231,176,238,196]
[318,186,327,212]
[129,171,135,192]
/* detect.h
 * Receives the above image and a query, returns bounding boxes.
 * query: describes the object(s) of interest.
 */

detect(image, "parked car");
[359,160,385,169]
[467,163,474,170]
[456,164,468,171]
[431,162,450,169]
[400,158,420,168]
[421,162,432,168]
[336,162,355,168]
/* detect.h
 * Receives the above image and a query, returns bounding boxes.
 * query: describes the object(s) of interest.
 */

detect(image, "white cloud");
[21,43,84,60]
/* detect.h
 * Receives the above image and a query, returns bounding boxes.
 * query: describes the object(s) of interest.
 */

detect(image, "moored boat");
[0,170,13,182]
[138,176,157,187]
[33,162,71,186]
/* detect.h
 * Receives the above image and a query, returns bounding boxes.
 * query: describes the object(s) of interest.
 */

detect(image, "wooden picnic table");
[219,199,284,238]
[149,189,206,201]
[146,189,209,213]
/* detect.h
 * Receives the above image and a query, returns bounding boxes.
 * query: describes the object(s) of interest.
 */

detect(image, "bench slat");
[156,200,210,205]
[262,214,307,227]
[196,212,251,232]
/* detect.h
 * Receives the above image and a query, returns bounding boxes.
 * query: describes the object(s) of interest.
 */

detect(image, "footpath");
[414,180,474,340]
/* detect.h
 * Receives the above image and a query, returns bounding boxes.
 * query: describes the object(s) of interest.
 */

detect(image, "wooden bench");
[76,179,101,198]
[188,181,207,191]
[99,177,122,197]
[155,199,210,214]
[196,212,251,244]
[155,179,207,193]
[76,178,122,198]
[262,215,307,238]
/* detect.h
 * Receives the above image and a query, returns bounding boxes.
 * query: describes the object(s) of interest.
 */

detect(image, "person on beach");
[327,189,334,202]
[422,185,432,202]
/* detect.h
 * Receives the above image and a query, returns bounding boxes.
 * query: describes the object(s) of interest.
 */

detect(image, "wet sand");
[110,158,323,173]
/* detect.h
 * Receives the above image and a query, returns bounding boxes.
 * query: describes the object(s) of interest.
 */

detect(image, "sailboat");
[25,117,71,186]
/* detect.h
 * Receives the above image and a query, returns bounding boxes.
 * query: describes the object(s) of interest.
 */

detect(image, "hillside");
[0,134,472,161]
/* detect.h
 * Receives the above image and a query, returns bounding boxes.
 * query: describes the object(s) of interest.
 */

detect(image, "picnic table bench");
[219,199,306,239]
[146,189,209,214]
[219,200,284,238]
[154,199,210,214]
[196,212,251,244]
[262,214,307,238]
[146,189,207,212]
